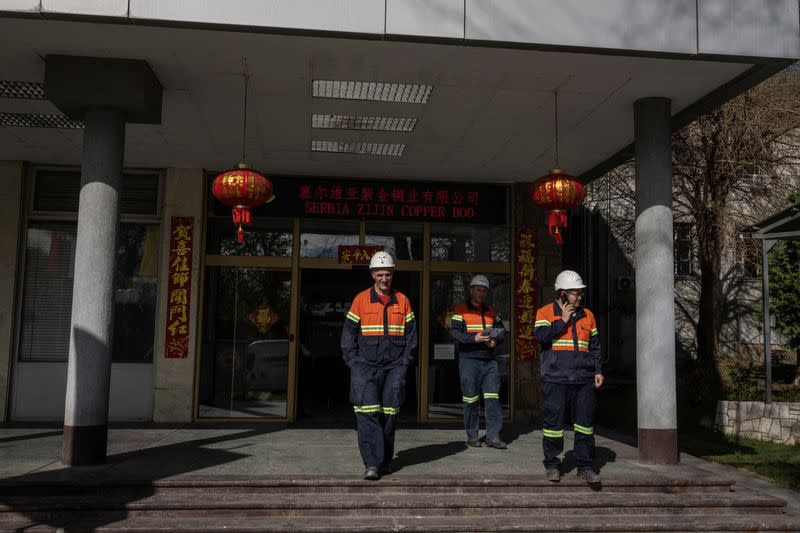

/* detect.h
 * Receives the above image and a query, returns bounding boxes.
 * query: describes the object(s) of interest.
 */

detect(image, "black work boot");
[577,467,601,485]
[379,464,393,475]
[545,466,561,482]
[363,466,380,480]
[485,437,508,449]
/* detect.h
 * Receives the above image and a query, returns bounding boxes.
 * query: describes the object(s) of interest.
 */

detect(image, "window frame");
[735,233,762,279]
[674,221,696,278]
[14,166,164,364]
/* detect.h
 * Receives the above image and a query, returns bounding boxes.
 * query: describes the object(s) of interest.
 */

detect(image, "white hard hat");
[554,270,585,291]
[470,275,490,289]
[369,251,396,269]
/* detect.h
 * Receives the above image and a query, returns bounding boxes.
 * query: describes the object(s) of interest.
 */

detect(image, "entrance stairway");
[1,475,798,532]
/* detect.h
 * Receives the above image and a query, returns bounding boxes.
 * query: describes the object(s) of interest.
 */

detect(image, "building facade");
[1,0,798,464]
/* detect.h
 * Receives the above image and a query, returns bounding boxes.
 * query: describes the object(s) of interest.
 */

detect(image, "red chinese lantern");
[529,169,585,245]
[212,163,275,244]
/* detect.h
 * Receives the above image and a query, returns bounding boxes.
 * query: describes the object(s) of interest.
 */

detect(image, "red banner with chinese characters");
[165,217,194,359]
[515,227,538,361]
[338,245,384,265]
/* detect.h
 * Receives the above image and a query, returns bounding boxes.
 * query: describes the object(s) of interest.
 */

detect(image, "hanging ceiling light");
[529,91,585,245]
[211,62,275,244]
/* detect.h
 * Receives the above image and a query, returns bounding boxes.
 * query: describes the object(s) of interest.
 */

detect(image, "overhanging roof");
[0,2,798,183]
[747,204,800,241]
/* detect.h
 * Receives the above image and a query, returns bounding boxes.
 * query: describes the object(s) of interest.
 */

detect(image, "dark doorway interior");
[297,268,420,424]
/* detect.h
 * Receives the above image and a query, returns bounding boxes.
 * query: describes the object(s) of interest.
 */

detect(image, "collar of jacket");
[551,301,586,320]
[465,298,490,313]
[370,286,398,305]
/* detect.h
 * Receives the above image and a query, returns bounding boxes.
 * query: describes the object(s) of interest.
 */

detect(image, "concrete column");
[634,97,678,464]
[63,109,125,465]
[153,168,204,423]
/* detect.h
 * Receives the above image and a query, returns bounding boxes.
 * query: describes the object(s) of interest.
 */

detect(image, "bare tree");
[672,68,800,373]
[590,67,800,395]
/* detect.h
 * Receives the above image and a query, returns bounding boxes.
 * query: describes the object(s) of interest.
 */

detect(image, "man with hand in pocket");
[341,251,417,480]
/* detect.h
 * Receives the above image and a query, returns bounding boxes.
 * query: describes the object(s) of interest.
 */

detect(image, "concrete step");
[0,488,785,516]
[2,513,800,532]
[0,474,736,495]
[0,475,791,532]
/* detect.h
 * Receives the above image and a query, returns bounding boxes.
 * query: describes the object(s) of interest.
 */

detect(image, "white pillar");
[63,109,125,465]
[634,97,678,464]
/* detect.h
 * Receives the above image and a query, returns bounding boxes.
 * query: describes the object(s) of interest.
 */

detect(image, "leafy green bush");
[726,359,760,401]
[774,386,800,402]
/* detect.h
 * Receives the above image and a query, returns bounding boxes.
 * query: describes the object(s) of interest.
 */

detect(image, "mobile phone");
[483,327,504,339]
[560,293,568,305]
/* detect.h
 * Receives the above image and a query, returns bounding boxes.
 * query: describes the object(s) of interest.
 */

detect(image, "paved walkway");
[1,424,798,517]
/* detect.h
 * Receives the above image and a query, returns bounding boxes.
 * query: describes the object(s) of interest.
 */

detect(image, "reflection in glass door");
[198,267,292,418]
[428,272,511,420]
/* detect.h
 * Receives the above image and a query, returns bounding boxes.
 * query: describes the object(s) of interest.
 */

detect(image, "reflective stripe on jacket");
[450,300,506,359]
[341,287,417,368]
[534,303,600,384]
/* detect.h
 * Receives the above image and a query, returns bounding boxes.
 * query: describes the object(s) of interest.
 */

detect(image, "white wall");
[11,363,153,421]
[1,0,797,59]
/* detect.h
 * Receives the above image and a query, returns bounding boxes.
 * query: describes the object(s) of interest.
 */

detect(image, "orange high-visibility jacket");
[534,303,601,384]
[341,287,417,368]
[450,300,506,359]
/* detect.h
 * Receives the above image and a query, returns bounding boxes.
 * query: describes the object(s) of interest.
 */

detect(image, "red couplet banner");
[515,227,538,361]
[165,217,194,359]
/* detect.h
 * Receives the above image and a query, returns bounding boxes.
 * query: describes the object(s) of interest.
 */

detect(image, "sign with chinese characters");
[338,245,384,264]
[212,176,507,225]
[515,227,538,361]
[165,217,193,359]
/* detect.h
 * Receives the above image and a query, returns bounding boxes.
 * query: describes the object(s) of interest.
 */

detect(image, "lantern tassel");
[547,210,568,245]
[553,227,564,246]
[237,225,244,244]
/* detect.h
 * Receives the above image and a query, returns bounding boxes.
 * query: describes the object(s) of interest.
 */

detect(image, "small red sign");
[338,245,384,265]
[249,303,280,333]
[165,217,194,359]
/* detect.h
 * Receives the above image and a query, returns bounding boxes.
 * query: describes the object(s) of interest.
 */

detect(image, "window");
[431,225,510,262]
[300,221,359,258]
[736,235,761,278]
[206,218,292,257]
[365,222,423,260]
[674,223,695,277]
[17,169,161,363]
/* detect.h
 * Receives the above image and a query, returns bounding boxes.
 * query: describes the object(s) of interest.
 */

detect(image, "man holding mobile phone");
[534,270,604,485]
[450,275,508,449]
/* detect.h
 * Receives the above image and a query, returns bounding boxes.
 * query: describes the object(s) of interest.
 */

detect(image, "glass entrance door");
[198,266,292,419]
[298,268,420,423]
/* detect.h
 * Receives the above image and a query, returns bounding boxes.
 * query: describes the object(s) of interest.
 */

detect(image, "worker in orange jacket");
[534,270,603,485]
[341,251,417,480]
[450,275,508,449]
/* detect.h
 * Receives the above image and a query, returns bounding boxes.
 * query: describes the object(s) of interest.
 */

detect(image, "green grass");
[679,426,800,492]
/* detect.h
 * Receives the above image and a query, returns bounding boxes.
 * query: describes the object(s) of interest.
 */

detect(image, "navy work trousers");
[458,356,502,441]
[542,381,597,469]
[350,362,407,469]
